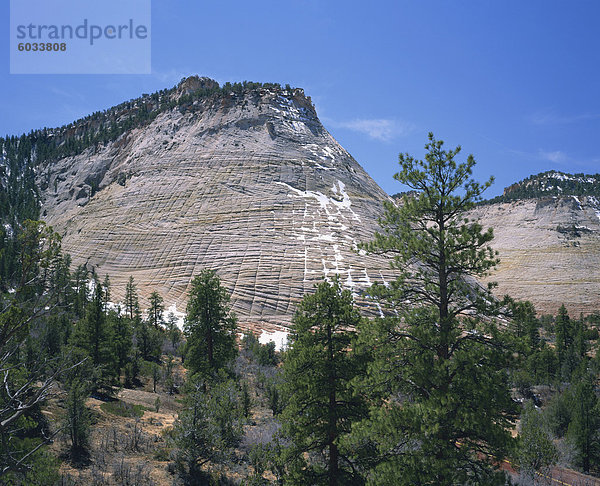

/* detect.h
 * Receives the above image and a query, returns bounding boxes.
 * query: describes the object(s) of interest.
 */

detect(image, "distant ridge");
[483,170,600,204]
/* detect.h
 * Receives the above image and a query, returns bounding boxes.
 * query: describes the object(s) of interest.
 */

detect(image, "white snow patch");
[322,146,336,160]
[276,181,330,209]
[588,196,600,222]
[259,329,288,351]
[315,233,335,242]
[314,163,334,171]
[166,304,186,330]
[345,269,356,288]
[362,269,372,286]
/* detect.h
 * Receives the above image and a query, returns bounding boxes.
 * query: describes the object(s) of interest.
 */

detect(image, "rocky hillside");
[37,76,397,331]
[6,79,600,323]
[472,173,600,316]
[488,170,600,203]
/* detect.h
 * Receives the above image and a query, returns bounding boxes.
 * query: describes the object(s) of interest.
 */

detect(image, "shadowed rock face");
[469,196,600,316]
[40,80,397,331]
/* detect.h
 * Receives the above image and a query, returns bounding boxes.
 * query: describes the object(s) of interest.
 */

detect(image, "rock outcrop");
[39,77,397,331]
[469,195,600,316]
[36,78,600,323]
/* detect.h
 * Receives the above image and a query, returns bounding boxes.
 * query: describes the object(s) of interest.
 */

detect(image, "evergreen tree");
[102,274,111,312]
[66,379,90,458]
[356,133,517,484]
[170,377,244,482]
[555,304,573,365]
[517,401,557,482]
[165,311,182,350]
[555,304,580,379]
[567,371,600,473]
[124,276,140,321]
[136,319,161,362]
[71,280,118,391]
[110,307,132,372]
[281,279,366,486]
[147,290,165,329]
[510,300,540,351]
[72,264,89,317]
[184,269,237,377]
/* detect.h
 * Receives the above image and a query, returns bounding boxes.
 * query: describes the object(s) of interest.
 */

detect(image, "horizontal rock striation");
[40,78,397,331]
[469,195,600,316]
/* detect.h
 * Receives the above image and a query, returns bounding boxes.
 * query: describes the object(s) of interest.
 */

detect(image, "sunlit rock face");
[39,78,397,331]
[469,195,600,316]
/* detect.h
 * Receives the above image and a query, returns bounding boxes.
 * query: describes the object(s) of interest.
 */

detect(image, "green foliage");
[124,276,141,321]
[184,269,237,377]
[280,279,366,485]
[517,401,558,481]
[525,344,558,385]
[554,305,587,380]
[135,319,162,362]
[110,309,132,372]
[1,443,59,486]
[147,290,165,329]
[70,279,119,393]
[242,331,279,366]
[100,400,147,418]
[169,376,244,482]
[66,379,91,457]
[482,170,600,204]
[241,380,252,418]
[0,221,74,480]
[509,300,540,351]
[567,371,600,472]
[165,311,183,351]
[124,348,141,388]
[356,134,516,484]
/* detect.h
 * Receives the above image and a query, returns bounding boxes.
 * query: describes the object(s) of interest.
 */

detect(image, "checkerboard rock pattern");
[40,84,397,332]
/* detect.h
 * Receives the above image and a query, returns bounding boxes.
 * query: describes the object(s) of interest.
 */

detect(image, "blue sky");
[2,1,599,197]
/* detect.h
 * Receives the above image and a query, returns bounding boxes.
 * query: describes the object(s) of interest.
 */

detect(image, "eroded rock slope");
[40,78,396,330]
[470,195,600,316]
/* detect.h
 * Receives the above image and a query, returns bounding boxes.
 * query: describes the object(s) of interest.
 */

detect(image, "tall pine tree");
[184,269,237,377]
[356,133,517,484]
[280,279,366,485]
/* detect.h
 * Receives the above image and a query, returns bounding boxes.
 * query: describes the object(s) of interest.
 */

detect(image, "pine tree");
[102,274,111,312]
[71,280,118,391]
[356,133,517,484]
[555,304,572,365]
[170,377,244,481]
[567,371,600,473]
[184,269,237,377]
[555,304,580,379]
[517,401,557,482]
[280,279,366,486]
[510,300,540,351]
[66,379,90,457]
[110,307,132,372]
[165,311,182,350]
[147,291,164,329]
[72,265,89,317]
[124,276,140,321]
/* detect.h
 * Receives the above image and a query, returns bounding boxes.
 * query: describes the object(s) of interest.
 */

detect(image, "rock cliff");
[39,77,397,331]
[470,194,600,316]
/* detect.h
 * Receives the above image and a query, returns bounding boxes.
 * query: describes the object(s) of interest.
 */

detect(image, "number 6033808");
[18,42,67,52]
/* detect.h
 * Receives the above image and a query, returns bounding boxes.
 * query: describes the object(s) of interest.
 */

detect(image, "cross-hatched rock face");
[39,82,397,331]
[469,196,600,316]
